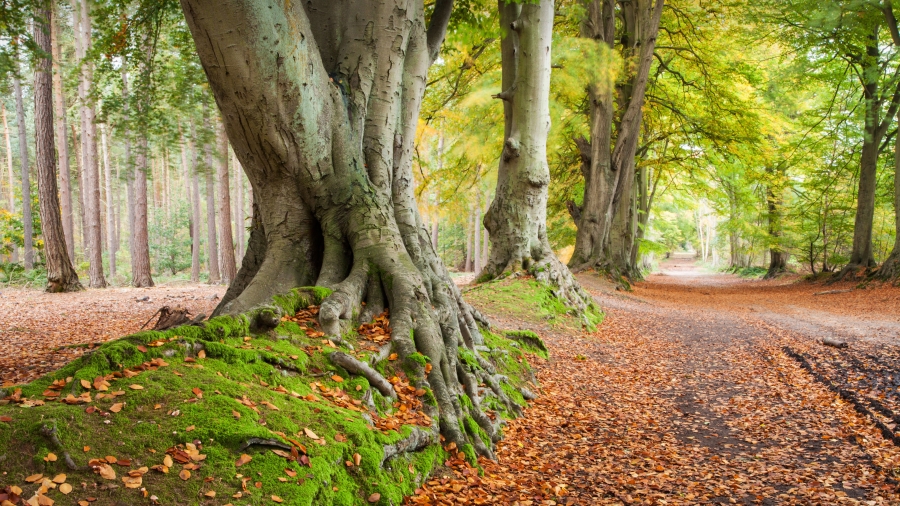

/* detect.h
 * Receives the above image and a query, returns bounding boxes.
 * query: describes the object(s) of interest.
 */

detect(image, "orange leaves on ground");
[357,310,391,344]
[235,454,252,467]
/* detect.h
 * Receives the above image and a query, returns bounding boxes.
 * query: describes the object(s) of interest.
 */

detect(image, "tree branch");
[426,0,454,64]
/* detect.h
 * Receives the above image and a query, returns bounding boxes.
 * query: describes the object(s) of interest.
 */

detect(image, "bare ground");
[0,283,226,386]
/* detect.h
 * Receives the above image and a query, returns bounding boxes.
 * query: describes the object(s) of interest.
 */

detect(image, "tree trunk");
[473,196,481,273]
[13,73,34,270]
[51,3,75,261]
[71,123,84,258]
[233,149,244,262]
[34,3,82,292]
[765,166,788,279]
[3,104,15,218]
[217,119,236,283]
[482,0,591,312]
[101,124,116,278]
[465,208,473,272]
[76,0,107,288]
[122,70,135,263]
[181,0,518,457]
[131,136,154,287]
[203,118,221,284]
[567,0,664,279]
[876,112,900,279]
[189,125,200,282]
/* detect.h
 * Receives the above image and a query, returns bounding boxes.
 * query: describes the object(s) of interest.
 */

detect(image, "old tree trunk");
[567,0,663,281]
[181,0,521,457]
[483,0,593,314]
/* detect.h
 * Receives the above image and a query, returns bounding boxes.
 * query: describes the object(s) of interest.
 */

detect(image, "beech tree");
[180,0,527,455]
[12,68,33,270]
[483,0,592,312]
[34,2,82,292]
[566,0,664,279]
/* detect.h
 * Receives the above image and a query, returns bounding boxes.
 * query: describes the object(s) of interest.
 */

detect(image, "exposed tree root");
[381,426,438,466]
[239,438,294,453]
[39,422,85,471]
[329,351,396,399]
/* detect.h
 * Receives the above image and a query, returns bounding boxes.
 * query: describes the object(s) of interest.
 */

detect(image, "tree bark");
[51,3,75,261]
[876,112,900,280]
[568,0,664,279]
[465,208,473,272]
[34,3,82,292]
[76,0,107,288]
[122,70,135,263]
[217,120,237,283]
[3,104,15,217]
[233,149,244,262]
[203,115,220,284]
[131,136,153,287]
[182,0,515,456]
[13,73,34,270]
[101,124,116,278]
[482,0,592,312]
[189,124,200,282]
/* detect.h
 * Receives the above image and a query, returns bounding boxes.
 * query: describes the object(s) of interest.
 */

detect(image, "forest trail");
[418,259,900,505]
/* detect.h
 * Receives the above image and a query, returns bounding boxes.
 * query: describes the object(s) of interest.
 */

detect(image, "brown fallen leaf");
[368,493,381,503]
[272,496,283,503]
[43,452,57,462]
[128,384,143,390]
[109,403,124,413]
[58,483,73,495]
[179,469,191,480]
[97,464,116,480]
[80,379,91,389]
[204,490,216,497]
[330,374,344,383]
[24,473,43,483]
[303,427,319,440]
[51,474,66,484]
[235,454,252,467]
[185,425,195,432]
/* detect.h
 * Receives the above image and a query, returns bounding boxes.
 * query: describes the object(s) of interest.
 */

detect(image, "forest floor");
[409,256,900,505]
[0,283,225,387]
[3,260,900,504]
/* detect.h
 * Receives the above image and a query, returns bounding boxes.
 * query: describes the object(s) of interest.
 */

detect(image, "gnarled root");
[329,351,396,399]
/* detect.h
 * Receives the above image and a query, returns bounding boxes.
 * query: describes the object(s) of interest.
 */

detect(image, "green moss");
[457,346,478,369]
[406,352,429,366]
[465,277,579,328]
[503,330,549,358]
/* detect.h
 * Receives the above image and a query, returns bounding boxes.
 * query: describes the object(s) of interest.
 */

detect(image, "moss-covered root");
[329,351,396,399]
[503,330,549,358]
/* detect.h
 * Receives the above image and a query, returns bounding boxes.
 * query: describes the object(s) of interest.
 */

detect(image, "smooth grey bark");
[182,0,515,456]
[218,120,237,283]
[568,0,664,279]
[465,208,473,272]
[34,3,82,292]
[13,73,34,270]
[483,0,592,313]
[76,0,107,288]
[51,4,75,260]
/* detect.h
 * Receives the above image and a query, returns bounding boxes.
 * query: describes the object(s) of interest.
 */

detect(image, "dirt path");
[0,284,225,386]
[412,258,900,505]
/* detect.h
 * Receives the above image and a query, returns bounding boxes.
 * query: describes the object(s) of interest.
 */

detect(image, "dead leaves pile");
[357,310,391,345]
[281,305,325,338]
[372,373,432,433]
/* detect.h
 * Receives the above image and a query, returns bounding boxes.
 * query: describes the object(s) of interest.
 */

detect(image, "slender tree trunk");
[76,0,106,287]
[203,118,220,283]
[217,120,236,283]
[482,196,489,263]
[473,197,481,273]
[3,104,15,215]
[101,124,116,278]
[71,123,84,257]
[482,0,591,311]
[121,70,135,264]
[765,166,787,279]
[188,124,200,282]
[13,73,34,270]
[131,135,153,287]
[51,3,75,260]
[465,208,473,272]
[233,149,244,262]
[181,0,523,456]
[34,2,82,292]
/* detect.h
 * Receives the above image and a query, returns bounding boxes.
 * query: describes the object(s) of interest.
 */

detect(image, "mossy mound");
[0,287,541,505]
[464,277,604,331]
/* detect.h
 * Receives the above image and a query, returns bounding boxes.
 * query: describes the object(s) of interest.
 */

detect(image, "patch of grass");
[465,277,604,330]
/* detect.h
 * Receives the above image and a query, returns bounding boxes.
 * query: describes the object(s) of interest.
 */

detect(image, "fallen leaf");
[58,483,73,495]
[368,493,381,503]
[303,428,319,440]
[109,403,124,413]
[43,453,57,462]
[235,454,252,467]
[128,384,143,390]
[330,374,344,383]
[51,474,66,484]
[272,496,283,503]
[179,469,191,480]
[24,474,43,483]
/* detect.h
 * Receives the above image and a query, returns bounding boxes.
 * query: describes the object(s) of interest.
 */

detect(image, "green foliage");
[149,199,192,275]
